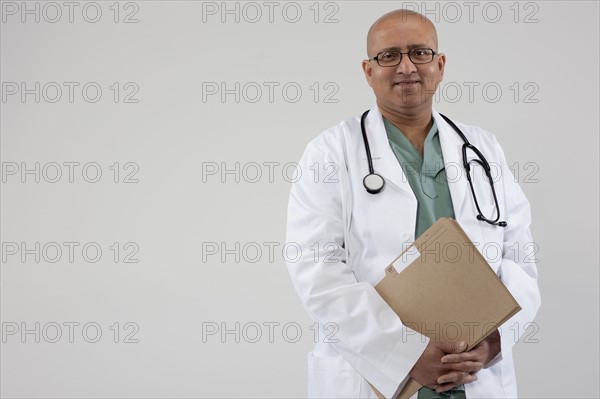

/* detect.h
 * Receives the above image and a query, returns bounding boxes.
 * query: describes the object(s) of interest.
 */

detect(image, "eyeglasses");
[369,48,437,67]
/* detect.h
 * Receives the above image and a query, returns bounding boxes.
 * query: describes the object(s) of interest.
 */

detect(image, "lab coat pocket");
[307,351,362,398]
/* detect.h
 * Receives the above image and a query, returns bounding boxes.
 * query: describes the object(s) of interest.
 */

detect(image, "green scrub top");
[383,117,456,239]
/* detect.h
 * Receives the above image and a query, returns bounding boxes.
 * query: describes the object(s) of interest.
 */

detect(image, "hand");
[409,340,481,391]
[435,330,501,393]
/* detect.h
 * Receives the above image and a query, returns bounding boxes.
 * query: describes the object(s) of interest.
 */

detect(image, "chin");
[392,91,423,105]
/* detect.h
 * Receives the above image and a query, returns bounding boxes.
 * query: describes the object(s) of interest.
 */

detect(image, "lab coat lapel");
[433,109,468,216]
[364,105,414,195]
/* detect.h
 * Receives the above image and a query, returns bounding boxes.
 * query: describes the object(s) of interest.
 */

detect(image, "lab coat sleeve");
[487,136,541,368]
[285,138,429,398]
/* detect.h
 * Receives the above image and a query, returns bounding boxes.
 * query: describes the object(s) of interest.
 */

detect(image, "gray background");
[1,1,598,398]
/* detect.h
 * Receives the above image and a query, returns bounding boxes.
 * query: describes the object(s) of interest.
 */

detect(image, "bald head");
[366,10,439,56]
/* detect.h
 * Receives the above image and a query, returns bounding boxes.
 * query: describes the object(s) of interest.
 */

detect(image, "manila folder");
[370,217,521,399]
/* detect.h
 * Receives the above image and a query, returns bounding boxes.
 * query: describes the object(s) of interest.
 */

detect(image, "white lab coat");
[285,105,541,398]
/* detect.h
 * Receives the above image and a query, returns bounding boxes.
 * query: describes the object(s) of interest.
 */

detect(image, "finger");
[441,360,484,373]
[437,371,478,386]
[442,352,481,364]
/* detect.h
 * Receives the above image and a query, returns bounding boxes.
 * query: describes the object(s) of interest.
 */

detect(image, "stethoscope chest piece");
[360,110,386,195]
[363,173,385,194]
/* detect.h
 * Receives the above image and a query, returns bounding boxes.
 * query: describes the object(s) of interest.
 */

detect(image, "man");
[285,9,540,399]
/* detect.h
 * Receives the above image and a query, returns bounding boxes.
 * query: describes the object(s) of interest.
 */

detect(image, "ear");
[362,59,374,87]
[437,53,446,82]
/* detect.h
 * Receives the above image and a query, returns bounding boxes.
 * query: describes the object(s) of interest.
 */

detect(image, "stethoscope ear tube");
[440,113,507,228]
[361,110,385,194]
[360,110,375,175]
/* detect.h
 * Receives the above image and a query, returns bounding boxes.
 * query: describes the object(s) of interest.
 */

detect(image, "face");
[362,13,445,116]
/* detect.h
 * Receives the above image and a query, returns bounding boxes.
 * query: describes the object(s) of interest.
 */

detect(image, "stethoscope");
[360,110,507,227]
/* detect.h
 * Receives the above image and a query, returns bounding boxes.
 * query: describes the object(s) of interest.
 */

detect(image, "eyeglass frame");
[368,48,438,67]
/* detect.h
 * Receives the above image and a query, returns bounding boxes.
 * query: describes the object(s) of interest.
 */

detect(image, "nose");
[396,54,417,74]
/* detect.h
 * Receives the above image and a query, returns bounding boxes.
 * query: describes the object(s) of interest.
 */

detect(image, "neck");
[378,104,433,154]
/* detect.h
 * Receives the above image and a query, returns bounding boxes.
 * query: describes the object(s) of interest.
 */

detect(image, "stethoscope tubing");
[360,109,507,227]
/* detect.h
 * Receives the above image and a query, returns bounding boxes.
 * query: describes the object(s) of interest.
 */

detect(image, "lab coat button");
[402,233,410,241]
